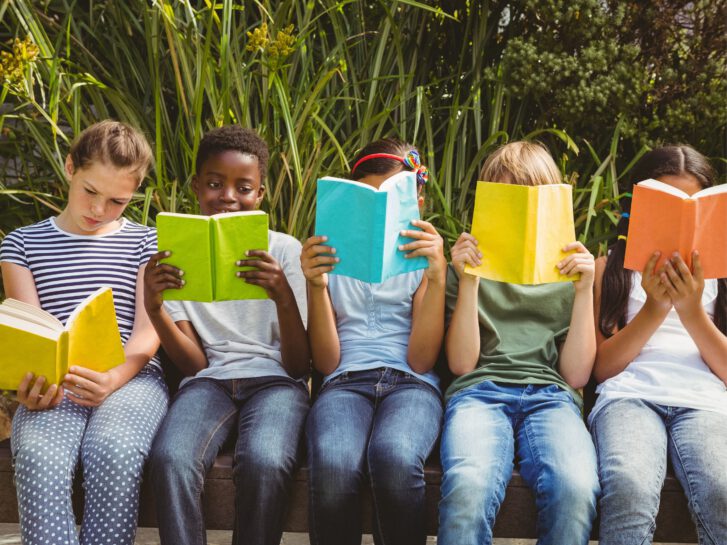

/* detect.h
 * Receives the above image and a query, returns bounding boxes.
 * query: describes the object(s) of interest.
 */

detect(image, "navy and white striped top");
[0,217,157,364]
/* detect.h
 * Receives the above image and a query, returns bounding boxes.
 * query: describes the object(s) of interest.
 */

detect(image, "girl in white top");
[591,145,727,545]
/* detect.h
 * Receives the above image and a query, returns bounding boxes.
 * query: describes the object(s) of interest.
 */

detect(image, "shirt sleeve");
[0,229,28,268]
[163,300,190,322]
[140,228,158,266]
[277,236,308,327]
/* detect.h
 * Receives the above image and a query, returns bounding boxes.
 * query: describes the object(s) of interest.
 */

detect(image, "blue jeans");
[591,398,727,545]
[149,376,309,545]
[438,381,599,545]
[306,367,443,545]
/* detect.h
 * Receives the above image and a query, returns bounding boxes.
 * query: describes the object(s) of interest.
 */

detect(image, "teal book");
[156,211,269,302]
[315,170,428,283]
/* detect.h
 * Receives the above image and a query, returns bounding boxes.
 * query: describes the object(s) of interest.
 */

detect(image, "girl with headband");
[301,138,445,545]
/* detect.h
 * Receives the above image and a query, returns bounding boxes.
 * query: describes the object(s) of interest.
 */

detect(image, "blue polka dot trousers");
[11,365,168,545]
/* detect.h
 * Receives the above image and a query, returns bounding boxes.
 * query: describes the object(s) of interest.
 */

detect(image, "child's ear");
[191,175,200,195]
[64,155,75,180]
[256,184,266,207]
[417,195,424,209]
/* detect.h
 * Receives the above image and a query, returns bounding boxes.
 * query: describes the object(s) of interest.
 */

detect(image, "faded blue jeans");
[438,381,600,545]
[306,367,443,545]
[591,398,727,545]
[149,375,309,545]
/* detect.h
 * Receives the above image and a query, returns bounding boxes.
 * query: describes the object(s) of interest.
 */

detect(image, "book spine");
[524,188,538,284]
[56,331,69,385]
[681,199,697,270]
[373,192,386,282]
[209,221,217,298]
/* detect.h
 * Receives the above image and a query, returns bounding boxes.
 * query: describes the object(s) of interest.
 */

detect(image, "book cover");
[624,179,727,278]
[314,170,428,283]
[0,287,125,390]
[465,182,576,284]
[157,211,269,301]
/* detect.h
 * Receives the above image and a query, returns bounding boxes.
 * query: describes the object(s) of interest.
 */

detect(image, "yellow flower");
[268,24,296,60]
[0,36,39,86]
[246,22,269,53]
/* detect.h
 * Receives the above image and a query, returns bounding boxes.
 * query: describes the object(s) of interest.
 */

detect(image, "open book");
[624,179,727,278]
[465,182,577,284]
[157,211,269,302]
[315,170,428,283]
[0,287,125,390]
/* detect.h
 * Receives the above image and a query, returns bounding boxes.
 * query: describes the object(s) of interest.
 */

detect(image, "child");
[301,138,446,545]
[0,120,167,545]
[438,141,600,545]
[591,145,727,544]
[145,125,310,545]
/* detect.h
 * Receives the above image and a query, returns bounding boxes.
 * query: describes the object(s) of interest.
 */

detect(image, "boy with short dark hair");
[145,125,310,545]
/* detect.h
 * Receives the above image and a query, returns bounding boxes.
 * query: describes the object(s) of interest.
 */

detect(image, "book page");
[466,182,530,283]
[213,211,269,300]
[67,287,125,373]
[381,171,428,282]
[693,192,727,278]
[624,183,686,273]
[636,179,690,199]
[0,298,63,329]
[316,177,380,282]
[157,213,215,302]
[534,185,576,284]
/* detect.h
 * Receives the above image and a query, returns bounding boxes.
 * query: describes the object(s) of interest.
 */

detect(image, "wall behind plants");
[0,0,724,261]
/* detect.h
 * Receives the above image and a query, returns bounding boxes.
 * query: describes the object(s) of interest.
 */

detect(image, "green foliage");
[0,0,723,274]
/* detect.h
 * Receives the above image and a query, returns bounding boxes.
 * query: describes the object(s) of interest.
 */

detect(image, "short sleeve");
[140,228,158,266]
[275,235,308,327]
[163,300,190,322]
[0,229,28,268]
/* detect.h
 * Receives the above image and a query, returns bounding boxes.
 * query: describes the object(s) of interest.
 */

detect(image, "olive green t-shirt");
[444,266,582,407]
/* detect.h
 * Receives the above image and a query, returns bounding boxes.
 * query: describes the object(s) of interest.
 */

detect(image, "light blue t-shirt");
[325,270,440,391]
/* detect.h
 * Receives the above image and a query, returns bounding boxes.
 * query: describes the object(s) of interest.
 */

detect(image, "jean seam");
[669,426,717,545]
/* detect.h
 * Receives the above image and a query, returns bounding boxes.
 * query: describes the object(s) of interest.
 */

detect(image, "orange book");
[624,179,727,278]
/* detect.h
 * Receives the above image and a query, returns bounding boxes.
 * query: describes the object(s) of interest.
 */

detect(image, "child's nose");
[221,187,237,202]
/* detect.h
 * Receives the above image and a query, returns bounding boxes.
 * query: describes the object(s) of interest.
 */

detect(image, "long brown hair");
[599,145,727,337]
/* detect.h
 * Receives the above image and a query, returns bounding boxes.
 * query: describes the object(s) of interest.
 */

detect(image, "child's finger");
[38,384,59,408]
[304,245,336,258]
[692,252,704,283]
[28,375,45,401]
[400,229,438,241]
[672,254,692,280]
[244,249,272,261]
[562,241,589,254]
[643,251,661,279]
[303,235,328,250]
[67,366,103,383]
[17,372,34,399]
[664,260,685,288]
[306,255,340,268]
[149,250,172,267]
[398,240,434,252]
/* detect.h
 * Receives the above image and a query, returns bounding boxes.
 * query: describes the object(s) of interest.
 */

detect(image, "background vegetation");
[0,0,725,270]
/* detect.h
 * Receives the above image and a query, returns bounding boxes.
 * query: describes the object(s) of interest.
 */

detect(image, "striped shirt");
[0,217,157,363]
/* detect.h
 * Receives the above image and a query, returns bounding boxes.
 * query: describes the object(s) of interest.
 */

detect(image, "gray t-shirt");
[164,230,307,385]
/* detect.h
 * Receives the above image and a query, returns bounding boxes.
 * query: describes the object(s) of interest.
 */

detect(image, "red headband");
[351,150,429,185]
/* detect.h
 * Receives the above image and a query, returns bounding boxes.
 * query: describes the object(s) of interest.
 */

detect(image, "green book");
[156,211,269,302]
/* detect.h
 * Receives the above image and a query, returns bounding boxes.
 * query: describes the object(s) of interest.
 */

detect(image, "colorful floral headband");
[351,149,429,186]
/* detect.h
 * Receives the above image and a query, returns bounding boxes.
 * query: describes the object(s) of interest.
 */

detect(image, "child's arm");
[62,263,161,406]
[556,242,596,389]
[662,252,727,383]
[141,251,209,376]
[593,251,671,383]
[443,233,482,376]
[300,235,340,375]
[401,220,447,373]
[236,249,310,378]
[2,262,64,410]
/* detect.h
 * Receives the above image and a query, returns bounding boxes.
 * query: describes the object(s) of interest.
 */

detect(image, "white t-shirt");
[590,271,727,423]
[164,230,307,386]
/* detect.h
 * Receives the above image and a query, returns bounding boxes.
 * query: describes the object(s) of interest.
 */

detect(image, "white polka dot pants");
[11,365,169,545]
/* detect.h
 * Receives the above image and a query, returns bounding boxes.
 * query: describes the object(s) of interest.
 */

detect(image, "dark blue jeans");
[306,367,443,545]
[149,376,309,545]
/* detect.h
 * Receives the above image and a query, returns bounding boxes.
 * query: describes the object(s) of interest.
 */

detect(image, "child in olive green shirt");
[437,141,600,545]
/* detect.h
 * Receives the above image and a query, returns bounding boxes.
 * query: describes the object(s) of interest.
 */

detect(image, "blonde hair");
[479,141,561,186]
[69,120,153,184]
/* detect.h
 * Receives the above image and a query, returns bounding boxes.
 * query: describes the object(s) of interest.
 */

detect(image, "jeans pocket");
[319,371,349,393]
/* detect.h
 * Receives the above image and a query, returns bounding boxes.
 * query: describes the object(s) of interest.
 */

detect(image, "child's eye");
[84,188,96,195]
[207,181,221,189]
[111,199,127,206]
[238,186,253,193]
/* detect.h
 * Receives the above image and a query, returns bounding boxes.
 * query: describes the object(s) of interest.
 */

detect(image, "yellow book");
[465,182,576,284]
[0,287,125,390]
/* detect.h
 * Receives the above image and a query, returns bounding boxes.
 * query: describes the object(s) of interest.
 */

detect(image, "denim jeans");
[149,376,309,545]
[591,398,727,545]
[306,367,443,545]
[438,381,599,545]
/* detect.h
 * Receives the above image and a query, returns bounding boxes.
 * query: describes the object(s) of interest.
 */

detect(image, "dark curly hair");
[195,125,269,182]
